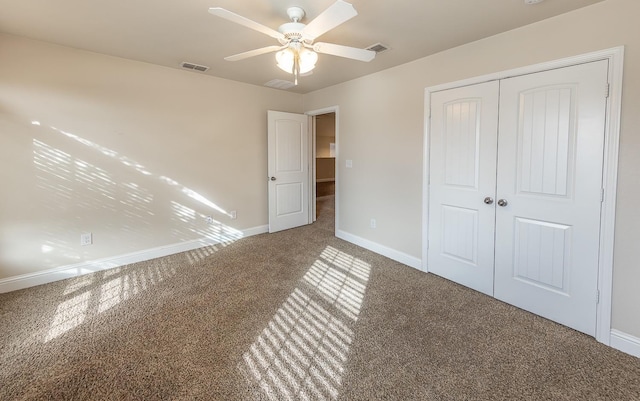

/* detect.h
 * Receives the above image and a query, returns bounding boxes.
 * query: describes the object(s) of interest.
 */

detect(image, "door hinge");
[596,289,600,304]
[605,83,610,98]
[601,188,605,202]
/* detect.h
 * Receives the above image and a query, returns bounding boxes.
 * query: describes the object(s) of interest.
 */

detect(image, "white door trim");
[306,106,340,234]
[311,115,317,222]
[422,46,624,345]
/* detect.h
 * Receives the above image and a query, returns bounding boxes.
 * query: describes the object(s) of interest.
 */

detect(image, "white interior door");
[427,81,499,296]
[268,111,310,233]
[494,61,608,336]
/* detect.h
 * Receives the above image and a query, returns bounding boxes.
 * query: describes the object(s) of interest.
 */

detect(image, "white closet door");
[428,81,499,295]
[494,60,608,336]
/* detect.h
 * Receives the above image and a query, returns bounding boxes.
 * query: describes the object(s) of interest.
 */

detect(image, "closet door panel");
[427,81,499,295]
[494,60,608,336]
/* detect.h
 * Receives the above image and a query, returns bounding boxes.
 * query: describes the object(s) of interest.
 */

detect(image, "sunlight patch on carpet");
[240,245,371,400]
[45,260,177,342]
[45,290,91,342]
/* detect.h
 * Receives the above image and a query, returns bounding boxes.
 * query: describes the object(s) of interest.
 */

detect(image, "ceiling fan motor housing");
[279,23,305,38]
[278,7,307,44]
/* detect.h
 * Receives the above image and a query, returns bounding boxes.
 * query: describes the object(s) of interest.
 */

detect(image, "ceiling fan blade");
[224,45,285,61]
[208,7,285,40]
[313,42,376,62]
[302,0,358,41]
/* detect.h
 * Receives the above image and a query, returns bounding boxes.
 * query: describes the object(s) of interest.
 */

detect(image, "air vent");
[366,43,390,54]
[264,79,296,90]
[180,62,210,72]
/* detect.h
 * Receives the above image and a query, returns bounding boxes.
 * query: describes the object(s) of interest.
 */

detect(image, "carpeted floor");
[1,197,639,400]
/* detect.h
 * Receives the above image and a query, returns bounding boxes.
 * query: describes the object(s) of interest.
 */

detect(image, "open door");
[268,110,311,233]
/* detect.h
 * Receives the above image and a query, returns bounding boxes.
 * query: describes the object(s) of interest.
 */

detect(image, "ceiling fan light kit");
[276,46,318,78]
[208,0,376,86]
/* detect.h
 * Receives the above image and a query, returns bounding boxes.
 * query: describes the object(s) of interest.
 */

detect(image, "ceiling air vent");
[264,79,296,90]
[366,43,390,54]
[180,62,210,72]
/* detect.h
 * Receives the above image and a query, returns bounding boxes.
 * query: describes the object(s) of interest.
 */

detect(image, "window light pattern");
[240,246,371,400]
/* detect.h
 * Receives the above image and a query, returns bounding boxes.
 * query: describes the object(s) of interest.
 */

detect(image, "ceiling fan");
[208,0,376,85]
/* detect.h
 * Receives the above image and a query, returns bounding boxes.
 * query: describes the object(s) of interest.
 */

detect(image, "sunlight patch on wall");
[120,183,154,217]
[172,201,196,224]
[33,140,118,213]
[171,200,244,265]
[48,125,231,217]
[239,246,371,400]
[75,159,117,204]
[33,139,118,262]
[28,123,243,267]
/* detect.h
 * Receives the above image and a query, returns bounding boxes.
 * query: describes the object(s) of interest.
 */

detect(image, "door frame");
[422,46,624,345]
[306,106,339,233]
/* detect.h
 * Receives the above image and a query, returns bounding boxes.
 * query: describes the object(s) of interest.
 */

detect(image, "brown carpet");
[1,197,639,400]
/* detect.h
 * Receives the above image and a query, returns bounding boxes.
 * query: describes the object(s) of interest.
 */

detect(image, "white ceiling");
[0,0,604,94]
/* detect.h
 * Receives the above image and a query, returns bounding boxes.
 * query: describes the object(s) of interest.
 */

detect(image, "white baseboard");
[242,224,269,237]
[610,329,640,358]
[336,229,422,270]
[0,224,268,294]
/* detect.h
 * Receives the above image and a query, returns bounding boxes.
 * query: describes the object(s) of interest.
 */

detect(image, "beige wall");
[0,34,302,279]
[303,0,640,337]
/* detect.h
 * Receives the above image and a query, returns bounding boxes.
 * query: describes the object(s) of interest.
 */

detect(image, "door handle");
[483,197,494,205]
[270,176,276,181]
[497,199,508,207]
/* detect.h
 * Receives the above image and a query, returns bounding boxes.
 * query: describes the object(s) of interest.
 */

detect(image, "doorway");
[314,112,336,219]
[308,107,339,234]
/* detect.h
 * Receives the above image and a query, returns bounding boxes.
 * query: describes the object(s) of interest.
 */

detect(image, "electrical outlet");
[346,159,353,168]
[370,219,377,229]
[230,210,237,220]
[80,232,93,246]
[205,215,214,224]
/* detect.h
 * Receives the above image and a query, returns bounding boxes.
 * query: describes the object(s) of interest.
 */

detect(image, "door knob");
[483,197,494,205]
[270,176,276,181]
[497,199,508,207]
